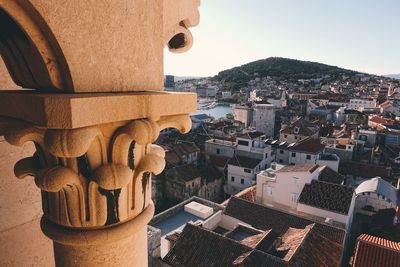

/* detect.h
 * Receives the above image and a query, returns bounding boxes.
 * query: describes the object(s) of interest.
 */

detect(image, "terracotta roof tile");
[290,138,325,154]
[352,234,400,267]
[165,164,201,182]
[298,180,354,214]
[225,197,345,245]
[163,224,285,267]
[238,131,265,140]
[280,118,318,136]
[318,166,345,184]
[276,164,319,173]
[228,155,262,169]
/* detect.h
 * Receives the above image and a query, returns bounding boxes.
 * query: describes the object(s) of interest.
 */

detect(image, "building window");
[241,179,244,184]
[279,159,283,163]
[244,169,251,173]
[267,186,273,196]
[280,150,284,154]
[231,176,235,182]
[284,134,288,138]
[238,140,249,146]
[216,148,220,154]
[290,193,298,204]
[192,182,194,187]
[265,153,268,158]
[294,136,298,140]
[306,155,311,160]
[291,152,296,157]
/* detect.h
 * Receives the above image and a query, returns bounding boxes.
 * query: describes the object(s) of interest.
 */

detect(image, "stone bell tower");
[0,1,200,266]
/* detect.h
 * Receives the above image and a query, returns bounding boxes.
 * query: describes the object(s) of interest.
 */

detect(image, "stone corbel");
[163,0,200,53]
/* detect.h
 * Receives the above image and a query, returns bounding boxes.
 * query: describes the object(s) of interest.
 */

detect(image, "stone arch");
[0,1,72,91]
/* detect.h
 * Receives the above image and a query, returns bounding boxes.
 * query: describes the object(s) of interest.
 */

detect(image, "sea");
[191,105,233,119]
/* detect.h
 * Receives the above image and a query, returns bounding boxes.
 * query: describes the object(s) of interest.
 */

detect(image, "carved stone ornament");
[0,115,191,228]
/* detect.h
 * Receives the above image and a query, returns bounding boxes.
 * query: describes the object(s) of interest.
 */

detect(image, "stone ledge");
[0,90,196,129]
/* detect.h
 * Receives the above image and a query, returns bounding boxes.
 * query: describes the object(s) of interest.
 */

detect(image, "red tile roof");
[228,155,262,169]
[238,131,265,140]
[298,180,354,214]
[352,234,400,267]
[290,138,325,154]
[369,116,395,126]
[276,164,319,173]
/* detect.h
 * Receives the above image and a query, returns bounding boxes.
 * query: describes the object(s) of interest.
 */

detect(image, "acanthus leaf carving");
[35,166,81,193]
[93,164,133,190]
[45,126,105,158]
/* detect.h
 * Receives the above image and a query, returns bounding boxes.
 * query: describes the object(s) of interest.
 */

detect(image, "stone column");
[0,1,200,266]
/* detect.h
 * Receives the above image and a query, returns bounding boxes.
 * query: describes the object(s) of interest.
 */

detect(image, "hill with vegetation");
[214,57,360,91]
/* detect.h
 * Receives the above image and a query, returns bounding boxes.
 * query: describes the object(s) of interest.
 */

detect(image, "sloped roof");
[280,118,318,136]
[290,138,325,154]
[276,164,319,173]
[168,142,200,156]
[208,155,230,168]
[340,162,391,180]
[228,155,262,169]
[163,223,285,267]
[318,166,345,184]
[238,131,265,140]
[299,180,354,214]
[352,234,400,267]
[225,197,345,245]
[165,164,201,183]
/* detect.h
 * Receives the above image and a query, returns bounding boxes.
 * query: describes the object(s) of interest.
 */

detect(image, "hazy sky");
[164,0,400,77]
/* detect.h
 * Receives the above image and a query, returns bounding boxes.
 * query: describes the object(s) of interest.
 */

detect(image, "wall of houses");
[253,104,275,137]
[256,170,319,209]
[0,137,54,266]
[354,193,397,216]
[165,176,202,201]
[276,148,290,164]
[297,203,348,225]
[317,158,340,172]
[288,151,320,165]
[227,164,257,194]
[234,106,252,127]
[205,139,236,158]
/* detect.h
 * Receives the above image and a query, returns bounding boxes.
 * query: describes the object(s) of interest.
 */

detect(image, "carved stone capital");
[0,115,191,228]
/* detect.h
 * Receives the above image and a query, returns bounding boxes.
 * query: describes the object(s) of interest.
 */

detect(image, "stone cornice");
[0,90,196,129]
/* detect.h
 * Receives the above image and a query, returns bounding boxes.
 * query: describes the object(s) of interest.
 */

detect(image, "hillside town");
[147,70,400,266]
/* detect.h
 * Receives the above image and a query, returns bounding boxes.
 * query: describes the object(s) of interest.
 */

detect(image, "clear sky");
[164,0,400,77]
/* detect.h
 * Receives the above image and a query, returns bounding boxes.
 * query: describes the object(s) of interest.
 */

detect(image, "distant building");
[233,103,253,127]
[280,117,319,143]
[256,164,352,225]
[197,86,217,97]
[252,101,275,137]
[164,75,175,88]
[288,138,325,165]
[256,164,320,210]
[225,131,273,196]
[348,98,377,111]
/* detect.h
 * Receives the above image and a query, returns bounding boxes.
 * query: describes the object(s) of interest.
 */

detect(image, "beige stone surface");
[0,57,20,90]
[0,139,53,266]
[53,226,148,267]
[0,140,39,231]
[0,0,200,92]
[0,217,54,267]
[0,90,196,129]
